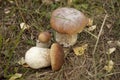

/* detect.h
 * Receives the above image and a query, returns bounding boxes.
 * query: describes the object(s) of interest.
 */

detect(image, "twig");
[104,72,120,77]
[92,14,108,80]
[84,29,98,39]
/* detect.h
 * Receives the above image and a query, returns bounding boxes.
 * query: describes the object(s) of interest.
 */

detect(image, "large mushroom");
[50,7,88,47]
[25,43,64,71]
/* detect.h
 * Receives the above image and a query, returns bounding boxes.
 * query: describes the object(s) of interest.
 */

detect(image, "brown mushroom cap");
[50,43,64,71]
[50,7,88,34]
[38,31,51,43]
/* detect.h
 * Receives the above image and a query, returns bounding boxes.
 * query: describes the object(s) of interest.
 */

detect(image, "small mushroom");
[36,31,51,48]
[50,7,88,47]
[25,43,64,70]
[25,47,50,69]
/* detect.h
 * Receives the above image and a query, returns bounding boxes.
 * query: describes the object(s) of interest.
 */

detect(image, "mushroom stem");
[55,32,77,47]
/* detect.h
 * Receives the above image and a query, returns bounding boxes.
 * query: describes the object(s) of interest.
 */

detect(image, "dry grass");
[0,0,120,80]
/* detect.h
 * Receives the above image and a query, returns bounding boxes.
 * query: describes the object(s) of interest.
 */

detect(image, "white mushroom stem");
[36,40,51,48]
[55,32,77,47]
[25,47,50,69]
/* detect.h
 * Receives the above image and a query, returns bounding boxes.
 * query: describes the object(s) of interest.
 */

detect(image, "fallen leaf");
[18,57,29,67]
[106,47,116,54]
[4,8,10,14]
[116,41,120,47]
[73,44,88,56]
[104,60,114,72]
[87,25,96,31]
[9,73,22,80]
[9,0,14,4]
[20,22,30,30]
[108,60,114,66]
[104,65,113,72]
[107,40,120,47]
[107,40,114,45]
[87,18,93,26]
[18,57,26,65]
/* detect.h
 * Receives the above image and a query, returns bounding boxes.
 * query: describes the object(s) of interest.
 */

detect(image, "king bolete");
[50,7,88,47]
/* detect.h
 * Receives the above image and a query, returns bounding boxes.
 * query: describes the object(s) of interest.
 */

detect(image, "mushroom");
[25,47,50,69]
[36,31,51,48]
[25,43,64,70]
[50,7,88,47]
[50,43,64,71]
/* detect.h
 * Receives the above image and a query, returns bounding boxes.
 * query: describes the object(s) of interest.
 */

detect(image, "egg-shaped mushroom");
[25,47,51,69]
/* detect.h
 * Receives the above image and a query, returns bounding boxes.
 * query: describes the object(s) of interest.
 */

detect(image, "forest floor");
[0,0,120,80]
